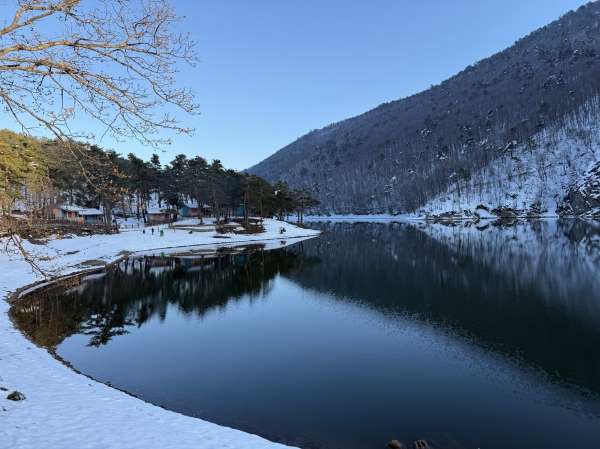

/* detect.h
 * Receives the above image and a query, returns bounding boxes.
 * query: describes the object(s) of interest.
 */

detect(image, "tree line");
[0,130,318,228]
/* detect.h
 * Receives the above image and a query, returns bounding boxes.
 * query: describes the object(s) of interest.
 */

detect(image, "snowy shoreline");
[1,219,319,449]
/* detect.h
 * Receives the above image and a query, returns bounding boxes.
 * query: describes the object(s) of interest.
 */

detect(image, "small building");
[78,208,105,224]
[146,207,172,225]
[54,205,105,224]
[179,202,200,218]
[179,201,213,218]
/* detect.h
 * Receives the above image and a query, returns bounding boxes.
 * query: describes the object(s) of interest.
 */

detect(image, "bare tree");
[0,0,198,146]
[0,0,198,277]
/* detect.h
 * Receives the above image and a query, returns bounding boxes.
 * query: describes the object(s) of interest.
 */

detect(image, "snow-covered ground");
[1,219,319,449]
[420,104,600,218]
[117,216,216,231]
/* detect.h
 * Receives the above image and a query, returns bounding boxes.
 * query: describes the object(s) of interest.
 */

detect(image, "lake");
[11,220,600,449]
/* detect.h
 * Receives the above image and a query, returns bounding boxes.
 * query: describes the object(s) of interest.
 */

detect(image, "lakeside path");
[1,219,319,449]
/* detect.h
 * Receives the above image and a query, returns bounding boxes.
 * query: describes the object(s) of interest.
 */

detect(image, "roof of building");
[146,207,170,214]
[79,208,104,216]
[180,200,211,209]
[59,205,103,215]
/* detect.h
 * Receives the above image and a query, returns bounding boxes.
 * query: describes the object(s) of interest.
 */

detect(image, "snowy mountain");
[248,2,600,217]
[421,101,600,218]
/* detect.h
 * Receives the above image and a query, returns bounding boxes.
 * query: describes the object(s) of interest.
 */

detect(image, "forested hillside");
[421,102,600,218]
[249,2,600,216]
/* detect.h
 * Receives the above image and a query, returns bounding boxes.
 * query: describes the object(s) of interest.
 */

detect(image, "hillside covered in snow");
[421,101,600,218]
[249,2,600,217]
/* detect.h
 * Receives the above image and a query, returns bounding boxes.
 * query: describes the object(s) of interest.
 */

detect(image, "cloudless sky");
[0,0,590,169]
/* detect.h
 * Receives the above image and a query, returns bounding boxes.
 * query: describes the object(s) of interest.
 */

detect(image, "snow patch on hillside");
[420,109,600,218]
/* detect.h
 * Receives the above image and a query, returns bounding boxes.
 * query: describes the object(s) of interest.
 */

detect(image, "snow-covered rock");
[561,160,600,217]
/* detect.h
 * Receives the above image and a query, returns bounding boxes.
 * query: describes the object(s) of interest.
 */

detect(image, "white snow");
[1,219,319,449]
[420,102,600,218]
[59,205,104,216]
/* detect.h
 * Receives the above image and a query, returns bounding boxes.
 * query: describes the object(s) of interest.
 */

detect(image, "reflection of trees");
[288,221,600,394]
[80,309,134,348]
[11,247,319,349]
[15,220,600,395]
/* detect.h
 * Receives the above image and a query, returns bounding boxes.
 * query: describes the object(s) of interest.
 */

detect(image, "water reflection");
[10,220,600,449]
[293,220,600,393]
[12,243,319,349]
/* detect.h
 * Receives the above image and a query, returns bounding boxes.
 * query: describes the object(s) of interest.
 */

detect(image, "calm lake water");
[12,220,600,449]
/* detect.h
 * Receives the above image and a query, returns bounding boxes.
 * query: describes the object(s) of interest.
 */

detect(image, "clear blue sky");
[0,0,590,169]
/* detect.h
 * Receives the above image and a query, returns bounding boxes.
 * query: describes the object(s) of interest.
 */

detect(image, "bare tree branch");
[0,0,199,147]
[0,0,199,273]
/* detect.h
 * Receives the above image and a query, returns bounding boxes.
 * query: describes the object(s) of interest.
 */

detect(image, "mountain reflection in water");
[11,220,600,449]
